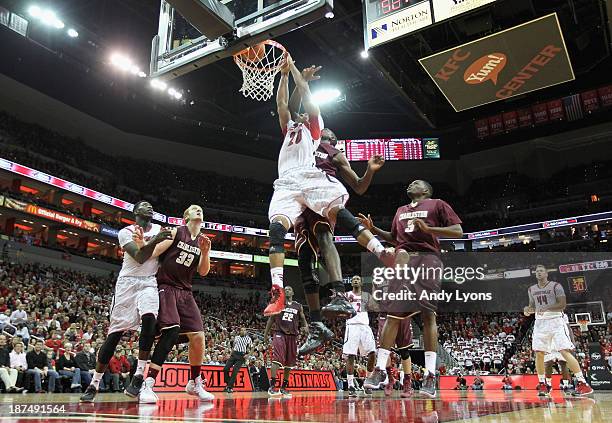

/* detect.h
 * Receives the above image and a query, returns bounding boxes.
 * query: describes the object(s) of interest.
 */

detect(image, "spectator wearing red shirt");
[108,349,131,392]
[45,332,63,353]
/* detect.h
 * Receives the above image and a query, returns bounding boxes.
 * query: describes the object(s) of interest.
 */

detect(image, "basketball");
[242,43,266,62]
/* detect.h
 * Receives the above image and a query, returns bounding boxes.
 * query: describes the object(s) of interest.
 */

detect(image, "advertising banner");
[265,368,337,391]
[419,14,574,111]
[154,363,252,392]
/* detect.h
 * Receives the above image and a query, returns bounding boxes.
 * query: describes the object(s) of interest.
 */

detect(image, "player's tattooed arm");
[197,234,211,276]
[334,153,384,195]
[125,226,173,264]
[277,56,292,131]
[288,66,322,119]
[357,213,394,243]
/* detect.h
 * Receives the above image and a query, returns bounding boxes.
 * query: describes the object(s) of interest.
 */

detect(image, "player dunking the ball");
[360,180,463,398]
[263,286,308,398]
[266,56,391,316]
[524,264,593,397]
[80,201,171,402]
[129,205,215,403]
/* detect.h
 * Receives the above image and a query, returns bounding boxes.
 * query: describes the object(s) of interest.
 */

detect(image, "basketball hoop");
[578,319,589,332]
[234,40,287,102]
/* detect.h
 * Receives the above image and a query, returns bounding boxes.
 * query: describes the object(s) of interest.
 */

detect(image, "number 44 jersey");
[156,226,202,290]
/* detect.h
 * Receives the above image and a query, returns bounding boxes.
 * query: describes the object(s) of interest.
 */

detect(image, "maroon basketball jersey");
[156,226,202,290]
[391,199,462,254]
[274,301,302,335]
[314,143,341,177]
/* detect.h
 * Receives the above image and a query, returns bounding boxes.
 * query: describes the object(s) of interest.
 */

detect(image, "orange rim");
[234,39,287,72]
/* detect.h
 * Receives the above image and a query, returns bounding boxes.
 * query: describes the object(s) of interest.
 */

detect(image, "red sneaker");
[384,369,395,396]
[573,381,594,397]
[264,285,285,316]
[400,375,414,398]
[401,376,414,398]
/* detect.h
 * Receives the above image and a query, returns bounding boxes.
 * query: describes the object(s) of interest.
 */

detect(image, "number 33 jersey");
[274,301,303,335]
[156,225,202,290]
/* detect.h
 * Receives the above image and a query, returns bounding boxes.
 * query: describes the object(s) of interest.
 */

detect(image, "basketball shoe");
[139,377,159,404]
[364,368,386,390]
[264,285,285,316]
[537,382,551,397]
[298,321,334,357]
[125,374,143,398]
[321,293,357,319]
[420,374,437,398]
[401,376,414,398]
[573,381,594,396]
[186,376,214,401]
[79,385,97,402]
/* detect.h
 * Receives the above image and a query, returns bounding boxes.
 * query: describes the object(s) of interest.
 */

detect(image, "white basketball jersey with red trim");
[346,291,369,325]
[277,115,323,175]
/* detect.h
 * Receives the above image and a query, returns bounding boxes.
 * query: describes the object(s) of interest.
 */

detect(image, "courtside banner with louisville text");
[154,363,253,392]
[419,13,574,111]
[265,368,337,391]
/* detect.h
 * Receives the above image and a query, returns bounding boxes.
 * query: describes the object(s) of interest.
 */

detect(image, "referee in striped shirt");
[223,327,253,393]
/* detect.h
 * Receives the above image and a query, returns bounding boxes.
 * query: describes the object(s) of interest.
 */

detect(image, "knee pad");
[269,221,288,254]
[139,313,157,352]
[151,326,180,366]
[98,331,124,364]
[399,348,411,361]
[335,208,365,238]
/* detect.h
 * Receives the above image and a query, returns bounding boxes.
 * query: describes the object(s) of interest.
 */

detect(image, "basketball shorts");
[294,208,334,254]
[272,332,298,368]
[532,317,575,353]
[157,284,204,334]
[377,315,413,350]
[268,168,348,225]
[544,350,566,363]
[343,324,376,357]
[385,251,443,314]
[108,275,158,334]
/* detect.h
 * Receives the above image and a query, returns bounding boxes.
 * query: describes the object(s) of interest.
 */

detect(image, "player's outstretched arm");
[124,227,174,264]
[197,234,211,276]
[289,60,320,118]
[277,58,291,131]
[357,213,394,243]
[288,66,322,118]
[334,153,384,195]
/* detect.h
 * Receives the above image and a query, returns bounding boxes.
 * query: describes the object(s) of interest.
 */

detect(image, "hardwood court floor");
[0,390,609,422]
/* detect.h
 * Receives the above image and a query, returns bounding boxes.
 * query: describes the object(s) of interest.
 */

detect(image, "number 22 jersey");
[156,226,202,290]
[274,301,303,336]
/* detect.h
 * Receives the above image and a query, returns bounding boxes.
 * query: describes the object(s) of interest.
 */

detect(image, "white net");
[234,40,287,102]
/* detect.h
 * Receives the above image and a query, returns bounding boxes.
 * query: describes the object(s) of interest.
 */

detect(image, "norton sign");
[419,13,574,111]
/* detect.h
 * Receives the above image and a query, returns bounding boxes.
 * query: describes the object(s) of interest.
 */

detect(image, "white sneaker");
[139,377,159,404]
[186,376,214,401]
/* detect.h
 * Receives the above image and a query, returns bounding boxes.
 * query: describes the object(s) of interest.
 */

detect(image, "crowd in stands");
[1,256,610,394]
[2,111,612,234]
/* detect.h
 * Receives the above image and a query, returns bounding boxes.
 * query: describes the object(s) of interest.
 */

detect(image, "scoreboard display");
[336,138,439,162]
[364,0,497,49]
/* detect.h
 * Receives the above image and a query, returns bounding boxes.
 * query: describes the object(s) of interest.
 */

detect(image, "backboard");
[566,301,606,327]
[150,0,333,80]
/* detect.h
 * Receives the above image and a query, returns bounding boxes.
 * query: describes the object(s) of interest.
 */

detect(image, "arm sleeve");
[436,200,463,227]
[118,227,134,248]
[307,115,323,141]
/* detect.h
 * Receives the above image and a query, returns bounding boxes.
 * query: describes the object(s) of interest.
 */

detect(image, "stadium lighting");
[40,9,64,29]
[28,5,42,18]
[137,71,147,78]
[312,88,341,105]
[67,28,78,38]
[110,53,134,72]
[325,11,334,19]
[360,50,369,59]
[150,79,167,90]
